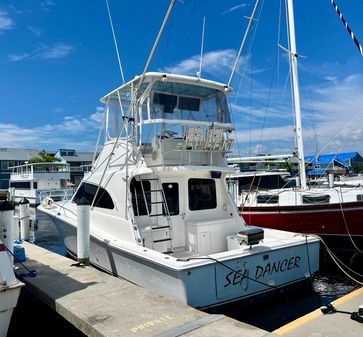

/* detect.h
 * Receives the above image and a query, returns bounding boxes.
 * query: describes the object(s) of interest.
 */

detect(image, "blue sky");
[1,1,363,157]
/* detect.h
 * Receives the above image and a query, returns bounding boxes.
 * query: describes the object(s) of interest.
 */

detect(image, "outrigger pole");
[137,0,176,89]
[105,0,126,84]
[228,0,260,87]
[329,0,363,56]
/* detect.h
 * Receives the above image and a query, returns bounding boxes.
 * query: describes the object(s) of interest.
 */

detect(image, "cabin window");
[237,175,288,192]
[153,93,177,114]
[73,182,114,209]
[302,194,330,204]
[256,195,279,204]
[188,178,217,211]
[33,182,38,189]
[130,179,151,216]
[356,194,363,201]
[10,182,31,189]
[178,96,200,111]
[162,183,179,215]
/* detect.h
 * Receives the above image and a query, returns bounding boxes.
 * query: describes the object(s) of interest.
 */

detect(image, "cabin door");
[161,178,186,249]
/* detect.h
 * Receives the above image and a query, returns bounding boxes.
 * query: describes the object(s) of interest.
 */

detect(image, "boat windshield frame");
[101,73,235,141]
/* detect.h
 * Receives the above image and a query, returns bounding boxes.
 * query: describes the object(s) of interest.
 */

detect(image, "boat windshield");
[144,81,231,124]
[104,78,232,140]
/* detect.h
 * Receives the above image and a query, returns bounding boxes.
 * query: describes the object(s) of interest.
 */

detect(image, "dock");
[270,287,363,337]
[14,242,363,337]
[15,242,267,337]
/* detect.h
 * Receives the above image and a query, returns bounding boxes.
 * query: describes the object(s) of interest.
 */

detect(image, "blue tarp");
[307,169,326,176]
[305,152,358,165]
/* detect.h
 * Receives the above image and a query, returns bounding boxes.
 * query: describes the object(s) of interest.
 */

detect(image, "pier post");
[77,197,90,265]
[329,173,334,188]
[13,215,20,241]
[0,201,15,263]
[19,197,30,241]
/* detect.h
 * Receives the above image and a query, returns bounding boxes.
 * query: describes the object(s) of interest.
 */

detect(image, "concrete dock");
[270,287,363,337]
[14,242,363,337]
[14,242,268,337]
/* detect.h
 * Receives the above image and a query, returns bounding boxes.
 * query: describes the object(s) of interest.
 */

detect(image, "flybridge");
[100,72,235,167]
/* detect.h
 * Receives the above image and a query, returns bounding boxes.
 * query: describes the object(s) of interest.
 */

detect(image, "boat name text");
[224,256,301,288]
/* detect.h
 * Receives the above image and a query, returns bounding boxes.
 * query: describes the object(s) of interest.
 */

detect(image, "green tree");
[282,161,293,174]
[28,150,61,163]
[353,162,363,174]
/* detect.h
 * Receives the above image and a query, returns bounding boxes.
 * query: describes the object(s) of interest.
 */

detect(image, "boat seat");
[182,127,204,150]
[204,128,223,151]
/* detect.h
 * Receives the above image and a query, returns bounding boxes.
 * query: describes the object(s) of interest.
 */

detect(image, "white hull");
[0,240,24,337]
[0,283,23,337]
[41,207,319,308]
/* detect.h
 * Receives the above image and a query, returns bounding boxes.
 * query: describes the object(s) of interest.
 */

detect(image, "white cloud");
[0,10,14,31]
[28,25,42,37]
[8,43,75,62]
[231,72,363,156]
[37,43,74,59]
[163,49,242,78]
[8,53,30,62]
[222,4,247,15]
[0,109,104,151]
[40,1,57,12]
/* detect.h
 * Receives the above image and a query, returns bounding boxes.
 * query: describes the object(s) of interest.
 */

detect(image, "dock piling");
[76,197,90,265]
[19,198,30,241]
[0,201,15,263]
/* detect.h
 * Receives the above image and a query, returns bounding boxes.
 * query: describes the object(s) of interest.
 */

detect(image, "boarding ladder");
[139,177,173,254]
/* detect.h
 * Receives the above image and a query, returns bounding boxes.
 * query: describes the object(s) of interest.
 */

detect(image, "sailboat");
[37,1,319,309]
[231,0,363,245]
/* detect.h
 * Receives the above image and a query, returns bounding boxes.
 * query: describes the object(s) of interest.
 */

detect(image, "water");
[7,209,363,334]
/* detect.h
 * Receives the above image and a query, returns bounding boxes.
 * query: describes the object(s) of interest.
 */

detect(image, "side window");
[130,179,151,216]
[73,183,114,209]
[10,182,31,189]
[188,179,217,211]
[162,183,179,215]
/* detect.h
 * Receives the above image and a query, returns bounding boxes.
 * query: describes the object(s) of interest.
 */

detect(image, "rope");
[336,189,363,254]
[329,0,363,56]
[312,234,363,286]
[230,0,264,158]
[4,244,37,278]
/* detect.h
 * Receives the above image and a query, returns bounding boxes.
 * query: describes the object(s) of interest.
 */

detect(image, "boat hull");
[43,210,320,309]
[0,280,23,337]
[240,201,363,241]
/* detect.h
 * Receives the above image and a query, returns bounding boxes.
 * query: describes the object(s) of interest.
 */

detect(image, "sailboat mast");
[286,0,307,189]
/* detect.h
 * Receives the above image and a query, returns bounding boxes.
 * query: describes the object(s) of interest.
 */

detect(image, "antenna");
[105,0,125,84]
[228,0,260,87]
[197,16,206,79]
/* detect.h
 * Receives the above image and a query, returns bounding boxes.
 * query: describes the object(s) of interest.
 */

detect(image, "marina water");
[8,208,363,335]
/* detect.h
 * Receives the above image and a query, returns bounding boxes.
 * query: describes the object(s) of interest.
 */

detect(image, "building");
[54,149,95,186]
[305,152,363,177]
[0,148,39,189]
[227,153,299,174]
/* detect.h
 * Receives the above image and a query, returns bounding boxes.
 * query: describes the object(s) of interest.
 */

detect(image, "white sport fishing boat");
[37,2,319,309]
[37,71,319,308]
